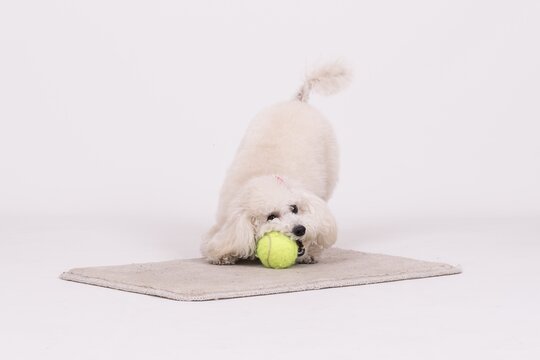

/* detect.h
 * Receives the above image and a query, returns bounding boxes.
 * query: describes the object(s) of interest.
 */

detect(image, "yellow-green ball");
[256,231,298,269]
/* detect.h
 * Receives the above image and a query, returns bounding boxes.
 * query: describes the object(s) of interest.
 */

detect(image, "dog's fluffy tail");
[295,61,352,102]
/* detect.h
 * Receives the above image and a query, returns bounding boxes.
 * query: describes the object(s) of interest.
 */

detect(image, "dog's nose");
[292,225,306,237]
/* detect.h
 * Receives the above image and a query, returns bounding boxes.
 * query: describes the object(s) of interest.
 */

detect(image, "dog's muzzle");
[296,240,305,257]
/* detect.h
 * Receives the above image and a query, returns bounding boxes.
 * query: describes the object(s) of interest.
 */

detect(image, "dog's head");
[209,175,337,259]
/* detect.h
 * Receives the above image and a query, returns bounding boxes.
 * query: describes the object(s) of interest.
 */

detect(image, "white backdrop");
[2,2,540,360]
[1,1,539,222]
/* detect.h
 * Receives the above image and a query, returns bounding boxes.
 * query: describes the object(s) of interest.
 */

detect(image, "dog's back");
[224,101,338,202]
[218,62,352,215]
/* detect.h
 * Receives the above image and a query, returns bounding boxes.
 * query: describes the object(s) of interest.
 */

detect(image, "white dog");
[202,62,351,265]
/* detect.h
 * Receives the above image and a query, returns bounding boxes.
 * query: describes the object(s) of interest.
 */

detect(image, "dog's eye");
[290,205,298,214]
[267,214,278,221]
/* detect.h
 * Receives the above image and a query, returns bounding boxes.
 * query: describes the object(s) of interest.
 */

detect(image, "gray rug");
[60,248,461,301]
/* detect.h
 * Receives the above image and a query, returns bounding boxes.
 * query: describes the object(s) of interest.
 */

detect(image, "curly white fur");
[296,61,352,102]
[202,62,351,265]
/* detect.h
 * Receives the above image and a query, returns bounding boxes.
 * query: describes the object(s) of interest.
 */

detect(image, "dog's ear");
[304,192,337,249]
[201,209,256,261]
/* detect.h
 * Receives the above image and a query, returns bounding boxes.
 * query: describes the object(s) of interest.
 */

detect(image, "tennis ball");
[256,231,298,269]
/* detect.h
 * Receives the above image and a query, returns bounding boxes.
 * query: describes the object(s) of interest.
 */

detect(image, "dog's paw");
[297,254,317,264]
[210,256,238,265]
